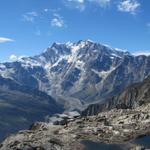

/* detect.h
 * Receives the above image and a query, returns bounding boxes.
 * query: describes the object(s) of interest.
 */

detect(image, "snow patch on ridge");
[92,67,116,79]
[19,58,42,68]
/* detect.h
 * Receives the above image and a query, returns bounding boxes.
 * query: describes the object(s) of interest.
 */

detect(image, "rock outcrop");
[1,103,150,150]
[82,75,150,116]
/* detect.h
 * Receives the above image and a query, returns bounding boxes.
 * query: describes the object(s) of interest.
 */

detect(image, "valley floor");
[1,103,150,150]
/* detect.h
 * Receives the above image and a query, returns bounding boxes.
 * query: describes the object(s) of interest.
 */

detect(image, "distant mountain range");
[1,39,150,110]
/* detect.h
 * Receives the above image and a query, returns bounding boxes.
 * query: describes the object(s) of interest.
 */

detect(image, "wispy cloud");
[88,0,111,8]
[0,37,14,43]
[51,13,66,28]
[63,0,86,11]
[117,0,140,15]
[64,0,142,14]
[64,0,112,11]
[22,11,38,22]
[22,9,66,36]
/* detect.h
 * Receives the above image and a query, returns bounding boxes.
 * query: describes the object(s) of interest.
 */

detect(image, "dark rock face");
[99,55,150,98]
[61,68,81,90]
[1,40,150,109]
[82,75,150,116]
[0,76,63,141]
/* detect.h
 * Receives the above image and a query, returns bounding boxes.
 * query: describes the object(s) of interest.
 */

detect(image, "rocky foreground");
[1,103,150,150]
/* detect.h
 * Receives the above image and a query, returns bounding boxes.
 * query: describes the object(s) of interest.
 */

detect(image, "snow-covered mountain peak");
[76,39,94,46]
[43,40,131,59]
[1,40,132,72]
[70,41,89,53]
[65,41,73,47]
[34,40,133,70]
[1,40,150,111]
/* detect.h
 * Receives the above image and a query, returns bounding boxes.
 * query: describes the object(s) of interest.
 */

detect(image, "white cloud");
[0,37,14,43]
[133,51,150,56]
[9,54,18,61]
[23,11,38,22]
[9,54,26,61]
[51,14,65,28]
[51,18,64,27]
[117,0,140,14]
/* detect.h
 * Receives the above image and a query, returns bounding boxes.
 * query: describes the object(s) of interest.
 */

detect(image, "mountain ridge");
[0,40,150,110]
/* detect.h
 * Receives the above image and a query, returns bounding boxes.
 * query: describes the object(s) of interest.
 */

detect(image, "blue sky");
[0,0,150,62]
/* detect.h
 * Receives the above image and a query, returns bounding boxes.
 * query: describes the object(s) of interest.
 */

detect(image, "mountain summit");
[0,40,150,110]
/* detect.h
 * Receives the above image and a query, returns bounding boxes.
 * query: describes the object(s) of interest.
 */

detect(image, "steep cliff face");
[1,40,150,110]
[82,75,150,116]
